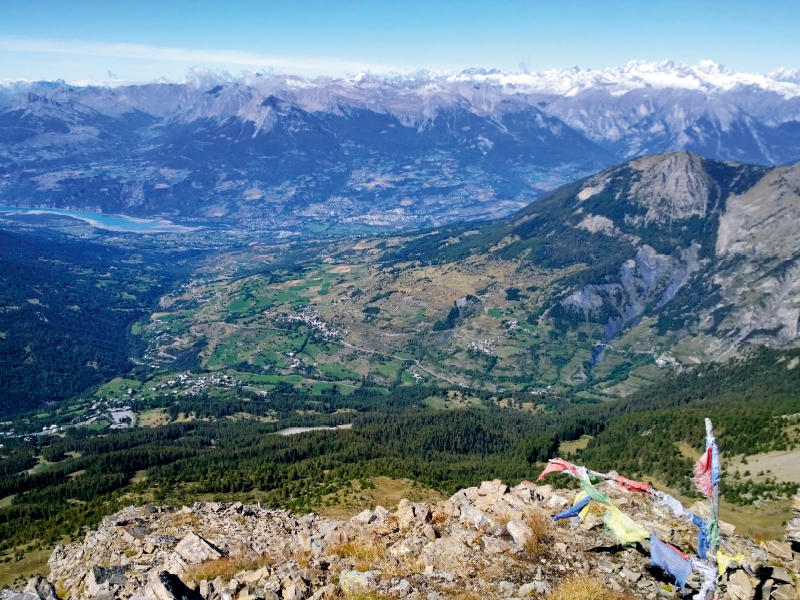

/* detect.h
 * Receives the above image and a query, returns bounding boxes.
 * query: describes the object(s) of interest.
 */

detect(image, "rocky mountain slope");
[6,479,799,600]
[543,152,800,362]
[2,61,800,228]
[372,150,800,384]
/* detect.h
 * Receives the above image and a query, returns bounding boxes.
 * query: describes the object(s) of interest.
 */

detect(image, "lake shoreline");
[0,205,199,233]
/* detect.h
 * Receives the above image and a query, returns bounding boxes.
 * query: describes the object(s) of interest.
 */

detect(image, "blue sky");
[1,0,798,82]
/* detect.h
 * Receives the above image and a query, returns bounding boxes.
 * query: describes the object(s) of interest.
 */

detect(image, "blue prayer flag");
[650,534,693,590]
[552,495,591,521]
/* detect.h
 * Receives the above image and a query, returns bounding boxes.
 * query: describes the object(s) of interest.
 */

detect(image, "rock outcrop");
[787,493,800,544]
[4,481,799,600]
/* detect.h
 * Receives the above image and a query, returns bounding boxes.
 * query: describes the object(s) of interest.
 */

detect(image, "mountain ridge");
[3,62,800,229]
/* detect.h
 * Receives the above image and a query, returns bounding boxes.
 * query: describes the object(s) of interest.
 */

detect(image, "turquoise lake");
[0,206,197,233]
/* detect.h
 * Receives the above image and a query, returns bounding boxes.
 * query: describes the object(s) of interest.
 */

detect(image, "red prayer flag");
[615,475,653,494]
[537,457,579,481]
[693,446,713,498]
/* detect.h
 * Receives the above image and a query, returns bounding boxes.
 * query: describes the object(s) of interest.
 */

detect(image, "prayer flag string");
[535,433,744,600]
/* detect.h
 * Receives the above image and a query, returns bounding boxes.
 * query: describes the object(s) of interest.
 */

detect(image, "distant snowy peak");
[235,60,800,98]
[769,68,800,84]
[3,60,800,168]
[442,61,800,98]
[186,61,800,99]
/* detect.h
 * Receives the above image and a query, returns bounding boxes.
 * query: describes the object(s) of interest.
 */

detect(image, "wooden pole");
[705,418,719,576]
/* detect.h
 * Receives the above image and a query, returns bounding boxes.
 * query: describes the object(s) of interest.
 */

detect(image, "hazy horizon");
[1,0,798,82]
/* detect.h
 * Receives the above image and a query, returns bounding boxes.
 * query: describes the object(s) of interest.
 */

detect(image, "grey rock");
[413,503,431,523]
[498,581,516,597]
[422,524,437,540]
[22,578,57,600]
[770,568,793,585]
[761,579,774,600]
[3,594,41,600]
[787,517,800,543]
[459,504,503,535]
[175,533,222,564]
[389,579,413,597]
[608,578,624,593]
[519,581,550,596]
[545,494,569,510]
[620,567,642,583]
[86,566,127,596]
[146,571,204,600]
[281,581,307,600]
[352,509,375,525]
[771,585,798,600]
[479,480,508,496]
[728,570,756,600]
[482,536,512,554]
[597,559,619,573]
[308,585,334,600]
[126,526,152,539]
[765,541,794,561]
[506,519,533,546]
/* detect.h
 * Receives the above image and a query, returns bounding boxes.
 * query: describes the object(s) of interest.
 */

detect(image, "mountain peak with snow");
[2,60,800,227]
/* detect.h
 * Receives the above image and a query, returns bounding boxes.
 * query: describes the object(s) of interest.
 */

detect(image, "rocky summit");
[4,481,799,600]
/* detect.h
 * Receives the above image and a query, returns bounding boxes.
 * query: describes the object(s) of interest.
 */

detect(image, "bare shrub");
[523,510,553,559]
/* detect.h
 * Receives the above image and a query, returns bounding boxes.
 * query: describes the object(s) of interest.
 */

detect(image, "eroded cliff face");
[626,152,713,226]
[549,152,800,362]
[709,162,800,356]
[4,481,797,600]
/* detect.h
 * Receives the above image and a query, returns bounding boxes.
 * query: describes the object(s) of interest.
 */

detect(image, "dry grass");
[430,510,448,524]
[522,510,553,559]
[327,540,387,572]
[445,592,483,600]
[169,512,200,528]
[547,576,633,600]
[339,592,391,600]
[490,511,512,527]
[184,553,271,583]
[0,547,51,589]
[293,549,313,568]
[379,555,427,579]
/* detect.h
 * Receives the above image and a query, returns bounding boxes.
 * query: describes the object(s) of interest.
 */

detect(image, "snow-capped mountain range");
[1,61,800,228]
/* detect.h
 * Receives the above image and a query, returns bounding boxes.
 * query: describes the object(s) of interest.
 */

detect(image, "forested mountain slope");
[0,229,201,414]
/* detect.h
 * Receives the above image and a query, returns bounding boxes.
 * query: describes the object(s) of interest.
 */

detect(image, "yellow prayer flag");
[716,550,745,576]
[603,506,649,544]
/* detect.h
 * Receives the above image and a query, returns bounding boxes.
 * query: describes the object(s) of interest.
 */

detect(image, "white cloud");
[0,35,397,77]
